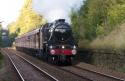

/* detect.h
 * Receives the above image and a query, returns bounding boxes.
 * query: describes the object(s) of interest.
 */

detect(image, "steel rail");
[12,51,59,81]
[74,66,125,81]
[3,50,25,81]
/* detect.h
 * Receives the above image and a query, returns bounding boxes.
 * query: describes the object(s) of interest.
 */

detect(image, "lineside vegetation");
[71,0,125,49]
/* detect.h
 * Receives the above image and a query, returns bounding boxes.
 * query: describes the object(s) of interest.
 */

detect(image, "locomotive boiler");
[15,19,77,64]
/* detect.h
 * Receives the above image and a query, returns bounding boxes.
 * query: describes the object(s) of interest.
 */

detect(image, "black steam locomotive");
[15,19,77,64]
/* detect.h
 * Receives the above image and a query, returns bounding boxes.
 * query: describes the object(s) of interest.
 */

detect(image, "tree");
[71,0,125,41]
[8,0,45,42]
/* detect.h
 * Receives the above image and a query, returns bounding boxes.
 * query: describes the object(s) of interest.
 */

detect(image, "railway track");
[5,48,93,81]
[3,48,125,81]
[17,55,92,81]
[2,49,59,81]
[73,66,125,81]
[4,50,25,81]
[55,66,93,81]
[57,65,125,81]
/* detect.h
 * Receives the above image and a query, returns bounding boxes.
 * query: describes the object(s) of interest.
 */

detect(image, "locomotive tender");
[15,19,77,64]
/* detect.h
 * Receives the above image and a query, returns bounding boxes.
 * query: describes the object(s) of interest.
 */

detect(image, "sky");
[0,0,24,29]
[0,0,84,29]
[33,0,84,23]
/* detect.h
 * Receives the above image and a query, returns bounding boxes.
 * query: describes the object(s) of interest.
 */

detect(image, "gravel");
[0,49,21,81]
[7,48,125,81]
[76,62,125,80]
[9,49,91,81]
[9,52,54,81]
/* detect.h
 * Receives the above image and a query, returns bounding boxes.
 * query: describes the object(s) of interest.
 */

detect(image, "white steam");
[32,0,84,23]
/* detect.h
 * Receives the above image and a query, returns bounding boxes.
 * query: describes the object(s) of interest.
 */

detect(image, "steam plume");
[32,0,84,23]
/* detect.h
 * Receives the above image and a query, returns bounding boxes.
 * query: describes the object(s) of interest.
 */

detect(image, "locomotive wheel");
[35,53,40,58]
[47,55,51,63]
[66,59,72,65]
[44,53,49,61]
[55,56,62,65]
[47,56,59,65]
[65,57,72,65]
[47,55,56,64]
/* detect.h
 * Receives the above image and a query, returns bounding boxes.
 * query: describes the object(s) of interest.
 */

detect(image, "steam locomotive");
[15,19,77,64]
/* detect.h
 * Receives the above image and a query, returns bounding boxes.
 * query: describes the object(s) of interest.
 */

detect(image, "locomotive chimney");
[56,19,65,23]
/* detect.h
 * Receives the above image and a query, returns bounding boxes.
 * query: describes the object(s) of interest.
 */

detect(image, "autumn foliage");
[8,0,45,42]
[71,0,125,48]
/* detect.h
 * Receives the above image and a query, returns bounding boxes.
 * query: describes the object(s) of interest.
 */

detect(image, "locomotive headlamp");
[49,45,53,49]
[49,28,53,32]
[73,45,76,49]
[50,50,55,55]
[72,49,77,55]
[62,45,65,49]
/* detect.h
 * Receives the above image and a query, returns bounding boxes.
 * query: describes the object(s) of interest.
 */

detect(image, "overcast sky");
[0,0,84,29]
[0,0,24,29]
[33,0,83,23]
